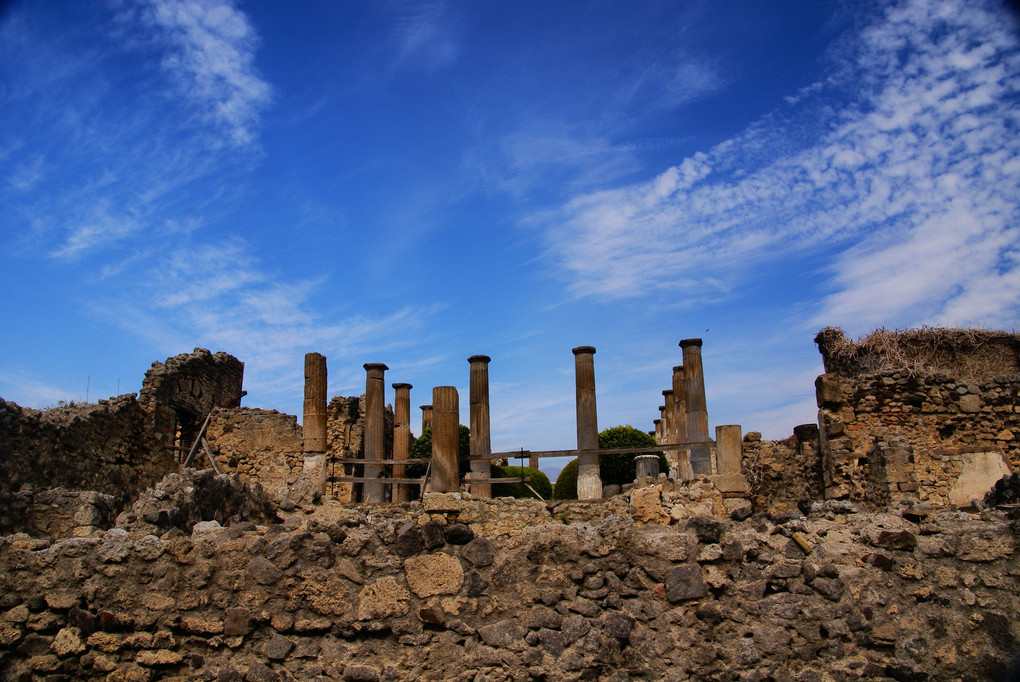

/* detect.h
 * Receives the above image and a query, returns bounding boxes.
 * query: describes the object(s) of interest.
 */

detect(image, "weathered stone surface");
[135,649,183,667]
[630,486,670,525]
[265,633,293,661]
[51,626,85,656]
[477,619,527,648]
[404,553,464,598]
[949,450,1011,507]
[223,608,250,637]
[665,564,707,602]
[248,557,283,585]
[460,537,496,567]
[357,576,410,620]
[873,530,917,551]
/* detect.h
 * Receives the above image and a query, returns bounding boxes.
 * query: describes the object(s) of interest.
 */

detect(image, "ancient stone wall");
[814,329,1018,507]
[138,348,244,454]
[0,479,1016,681]
[0,396,171,505]
[741,425,824,514]
[204,408,303,494]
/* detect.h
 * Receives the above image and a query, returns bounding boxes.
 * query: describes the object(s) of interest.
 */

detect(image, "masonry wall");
[741,425,824,514]
[0,396,171,506]
[0,474,1016,681]
[204,407,304,494]
[814,329,1019,507]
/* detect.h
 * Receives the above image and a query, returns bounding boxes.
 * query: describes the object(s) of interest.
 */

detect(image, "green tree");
[552,459,579,500]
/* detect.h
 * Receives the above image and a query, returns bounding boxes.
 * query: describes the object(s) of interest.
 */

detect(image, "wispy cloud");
[541,0,1020,328]
[387,1,461,73]
[125,0,273,147]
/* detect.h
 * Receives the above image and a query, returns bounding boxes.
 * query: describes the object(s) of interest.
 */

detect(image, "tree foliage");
[492,465,552,500]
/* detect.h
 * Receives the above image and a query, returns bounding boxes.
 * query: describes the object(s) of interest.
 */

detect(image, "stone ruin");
[0,329,1017,680]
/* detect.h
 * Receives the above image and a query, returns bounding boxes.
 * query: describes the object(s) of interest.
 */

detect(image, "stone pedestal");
[680,339,711,475]
[635,454,660,480]
[302,353,327,494]
[392,383,413,502]
[363,363,389,503]
[467,356,492,498]
[710,424,748,494]
[573,346,601,500]
[432,387,460,493]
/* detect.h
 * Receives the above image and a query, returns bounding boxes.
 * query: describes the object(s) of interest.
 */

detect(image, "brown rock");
[404,553,464,598]
[357,576,410,620]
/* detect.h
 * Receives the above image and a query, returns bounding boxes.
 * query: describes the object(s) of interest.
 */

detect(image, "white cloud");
[388,1,460,73]
[131,0,273,147]
[541,0,1020,329]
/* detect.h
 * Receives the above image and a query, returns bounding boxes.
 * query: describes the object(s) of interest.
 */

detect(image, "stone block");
[423,492,464,512]
[709,473,749,494]
[404,553,464,598]
[815,374,844,407]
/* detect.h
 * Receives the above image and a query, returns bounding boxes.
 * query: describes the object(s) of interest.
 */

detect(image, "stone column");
[467,355,492,498]
[680,339,711,475]
[420,405,433,434]
[362,363,389,503]
[392,383,413,502]
[711,425,748,494]
[573,346,601,500]
[661,389,677,474]
[302,353,327,494]
[432,386,460,493]
[672,365,692,480]
[529,453,539,470]
[653,419,662,444]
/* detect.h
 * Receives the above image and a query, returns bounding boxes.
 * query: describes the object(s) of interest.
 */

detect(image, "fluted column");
[392,383,413,502]
[573,346,601,500]
[432,386,460,493]
[467,355,492,498]
[680,339,711,475]
[672,364,692,480]
[362,363,388,502]
[302,353,327,494]
[420,405,433,434]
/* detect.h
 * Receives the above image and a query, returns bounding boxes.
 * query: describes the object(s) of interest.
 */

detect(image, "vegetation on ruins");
[553,425,667,499]
[491,465,552,500]
[815,326,1020,379]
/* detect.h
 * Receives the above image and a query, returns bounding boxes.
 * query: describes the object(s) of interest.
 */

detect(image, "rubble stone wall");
[0,483,1016,681]
[741,425,824,514]
[138,349,244,451]
[204,408,303,494]
[0,396,171,505]
[814,329,1019,507]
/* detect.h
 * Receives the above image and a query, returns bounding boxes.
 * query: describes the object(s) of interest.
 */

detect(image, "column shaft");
[468,355,492,498]
[432,386,460,493]
[420,405,433,434]
[302,353,327,494]
[573,346,601,500]
[672,365,692,480]
[680,339,712,474]
[362,363,388,502]
[392,383,413,502]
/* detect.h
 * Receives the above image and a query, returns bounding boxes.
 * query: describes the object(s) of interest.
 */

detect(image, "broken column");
[661,389,677,475]
[672,364,692,480]
[467,355,492,498]
[432,386,460,493]
[711,424,748,494]
[362,363,388,503]
[573,346,601,500]
[680,339,712,475]
[420,405,433,434]
[392,383,413,502]
[636,454,660,480]
[302,352,327,495]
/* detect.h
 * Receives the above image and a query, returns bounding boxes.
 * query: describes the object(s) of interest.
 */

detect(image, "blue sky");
[2,0,1018,479]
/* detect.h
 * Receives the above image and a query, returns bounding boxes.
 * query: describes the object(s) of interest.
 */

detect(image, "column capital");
[662,389,674,397]
[673,365,684,372]
[363,362,389,373]
[467,355,491,364]
[420,404,432,410]
[392,382,413,390]
[572,345,596,355]
[679,338,703,349]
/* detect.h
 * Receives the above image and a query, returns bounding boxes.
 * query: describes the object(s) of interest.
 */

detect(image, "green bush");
[598,425,667,486]
[551,425,668,499]
[491,465,552,500]
[553,459,579,500]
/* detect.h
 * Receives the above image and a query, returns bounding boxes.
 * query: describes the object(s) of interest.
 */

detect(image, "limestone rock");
[404,553,464,598]
[357,576,410,620]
